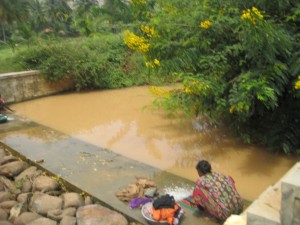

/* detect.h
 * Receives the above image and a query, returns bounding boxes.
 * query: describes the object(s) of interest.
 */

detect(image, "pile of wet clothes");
[115,178,184,225]
[152,194,184,225]
[115,177,157,204]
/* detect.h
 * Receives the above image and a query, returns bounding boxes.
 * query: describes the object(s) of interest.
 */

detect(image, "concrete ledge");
[246,161,300,225]
[246,185,281,225]
[0,70,73,103]
[281,162,300,225]
[292,196,300,224]
[0,70,39,79]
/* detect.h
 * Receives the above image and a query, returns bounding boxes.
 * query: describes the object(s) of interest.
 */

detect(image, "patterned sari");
[191,172,244,221]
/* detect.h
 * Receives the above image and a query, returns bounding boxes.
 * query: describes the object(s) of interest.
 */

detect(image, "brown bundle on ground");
[115,177,157,202]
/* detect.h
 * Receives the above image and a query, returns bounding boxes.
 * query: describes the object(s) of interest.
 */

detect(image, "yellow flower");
[140,25,155,38]
[184,81,210,95]
[229,105,235,113]
[241,9,251,20]
[154,59,160,66]
[123,30,150,52]
[146,59,160,68]
[200,20,212,29]
[295,76,300,90]
[145,62,153,68]
[184,87,192,94]
[252,7,264,20]
[241,6,263,24]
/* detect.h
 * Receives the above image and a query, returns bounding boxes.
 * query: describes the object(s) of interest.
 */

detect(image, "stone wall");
[0,71,73,104]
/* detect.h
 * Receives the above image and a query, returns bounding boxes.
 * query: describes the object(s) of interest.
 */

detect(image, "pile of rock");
[0,146,138,225]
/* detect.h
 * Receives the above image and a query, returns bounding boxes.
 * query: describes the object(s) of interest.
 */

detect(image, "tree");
[74,0,99,14]
[71,0,100,36]
[0,0,29,42]
[43,0,72,31]
[124,0,300,154]
[28,0,47,32]
[101,0,134,24]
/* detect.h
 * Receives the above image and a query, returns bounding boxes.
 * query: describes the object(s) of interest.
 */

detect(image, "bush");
[18,35,147,90]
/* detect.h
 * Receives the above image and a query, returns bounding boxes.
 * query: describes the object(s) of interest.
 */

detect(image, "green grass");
[0,47,26,73]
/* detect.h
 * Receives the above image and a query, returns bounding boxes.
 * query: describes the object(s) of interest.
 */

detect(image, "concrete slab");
[281,162,300,225]
[246,185,281,225]
[0,115,218,225]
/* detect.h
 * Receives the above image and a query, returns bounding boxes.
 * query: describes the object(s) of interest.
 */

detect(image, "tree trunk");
[1,24,6,42]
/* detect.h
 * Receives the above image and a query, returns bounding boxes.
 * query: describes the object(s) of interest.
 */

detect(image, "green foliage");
[0,0,31,42]
[128,0,300,154]
[228,72,278,119]
[0,47,26,73]
[1,0,138,45]
[101,0,134,24]
[129,0,156,22]
[18,35,147,89]
[71,2,105,36]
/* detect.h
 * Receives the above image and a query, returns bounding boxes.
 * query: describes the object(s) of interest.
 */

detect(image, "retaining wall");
[0,70,73,104]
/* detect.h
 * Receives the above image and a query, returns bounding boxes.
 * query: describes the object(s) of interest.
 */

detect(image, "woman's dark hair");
[196,160,212,174]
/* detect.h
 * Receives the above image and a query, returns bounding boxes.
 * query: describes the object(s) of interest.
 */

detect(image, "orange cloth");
[152,203,180,225]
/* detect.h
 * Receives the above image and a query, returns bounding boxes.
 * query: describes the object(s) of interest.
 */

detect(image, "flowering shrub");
[123,30,150,52]
[140,25,155,37]
[128,0,300,153]
[184,81,210,96]
[145,59,160,68]
[295,76,300,90]
[200,20,212,29]
[241,7,264,24]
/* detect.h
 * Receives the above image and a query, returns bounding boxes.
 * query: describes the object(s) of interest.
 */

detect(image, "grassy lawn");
[0,47,26,74]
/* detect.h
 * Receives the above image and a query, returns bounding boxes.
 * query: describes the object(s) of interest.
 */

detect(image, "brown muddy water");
[12,86,299,201]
